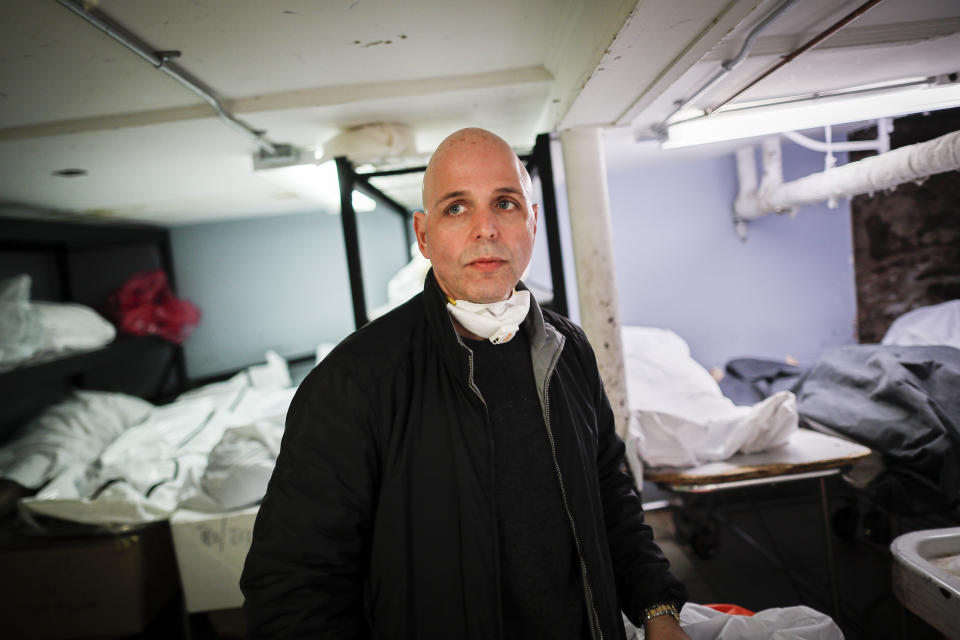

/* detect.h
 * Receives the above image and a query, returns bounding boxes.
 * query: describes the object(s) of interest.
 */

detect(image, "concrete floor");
[131,473,957,639]
[643,476,956,640]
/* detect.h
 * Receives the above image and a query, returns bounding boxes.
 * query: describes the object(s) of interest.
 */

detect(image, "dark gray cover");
[796,345,960,513]
[719,358,806,406]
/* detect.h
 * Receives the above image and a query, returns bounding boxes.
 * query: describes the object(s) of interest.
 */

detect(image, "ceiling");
[0,0,958,225]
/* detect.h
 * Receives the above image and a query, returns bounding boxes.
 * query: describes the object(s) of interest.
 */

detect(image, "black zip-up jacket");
[241,270,686,639]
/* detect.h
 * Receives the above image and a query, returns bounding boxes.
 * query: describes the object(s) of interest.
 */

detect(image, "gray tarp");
[796,345,960,514]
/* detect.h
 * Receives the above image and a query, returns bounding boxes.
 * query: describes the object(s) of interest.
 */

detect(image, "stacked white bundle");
[623,326,798,468]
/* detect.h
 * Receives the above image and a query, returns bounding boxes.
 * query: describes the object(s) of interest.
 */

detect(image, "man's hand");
[643,613,691,640]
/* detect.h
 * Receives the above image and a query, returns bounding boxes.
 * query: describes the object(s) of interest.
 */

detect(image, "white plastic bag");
[677,603,843,640]
[0,274,44,370]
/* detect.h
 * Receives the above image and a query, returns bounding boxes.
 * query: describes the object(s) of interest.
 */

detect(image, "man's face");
[414,135,538,303]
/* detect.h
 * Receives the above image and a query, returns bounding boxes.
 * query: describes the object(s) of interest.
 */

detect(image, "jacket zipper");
[462,343,505,640]
[462,336,602,640]
[542,360,604,640]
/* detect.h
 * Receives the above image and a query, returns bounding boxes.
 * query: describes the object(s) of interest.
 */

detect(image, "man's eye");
[496,199,517,210]
[447,203,464,215]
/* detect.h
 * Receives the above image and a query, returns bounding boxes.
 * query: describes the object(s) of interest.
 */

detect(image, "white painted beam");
[560,0,765,129]
[538,0,637,132]
[0,66,553,142]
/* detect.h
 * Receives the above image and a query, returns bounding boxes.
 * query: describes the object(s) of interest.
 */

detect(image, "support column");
[559,127,630,441]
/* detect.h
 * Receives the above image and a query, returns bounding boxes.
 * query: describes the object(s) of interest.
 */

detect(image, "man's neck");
[449,315,485,341]
[437,282,517,342]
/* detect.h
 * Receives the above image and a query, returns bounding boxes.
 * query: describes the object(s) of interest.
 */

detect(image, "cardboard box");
[169,506,259,613]
[0,522,180,639]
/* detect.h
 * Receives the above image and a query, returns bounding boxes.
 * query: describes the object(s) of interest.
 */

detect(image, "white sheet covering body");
[369,242,432,319]
[882,299,960,349]
[0,391,153,489]
[623,327,797,468]
[18,351,295,526]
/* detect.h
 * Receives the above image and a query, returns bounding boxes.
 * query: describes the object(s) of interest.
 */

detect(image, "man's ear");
[532,203,539,234]
[413,210,430,258]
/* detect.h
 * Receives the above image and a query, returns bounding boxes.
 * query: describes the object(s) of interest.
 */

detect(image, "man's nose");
[472,206,499,239]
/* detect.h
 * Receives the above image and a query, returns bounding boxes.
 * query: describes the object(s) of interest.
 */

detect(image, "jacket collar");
[421,268,564,406]
[421,268,474,385]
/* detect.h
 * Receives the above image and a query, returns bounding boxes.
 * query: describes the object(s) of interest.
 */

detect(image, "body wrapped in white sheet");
[624,327,797,468]
[882,299,960,349]
[18,351,295,526]
[0,391,153,489]
[369,243,432,320]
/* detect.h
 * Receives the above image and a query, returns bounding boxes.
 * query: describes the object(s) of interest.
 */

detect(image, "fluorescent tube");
[663,81,960,148]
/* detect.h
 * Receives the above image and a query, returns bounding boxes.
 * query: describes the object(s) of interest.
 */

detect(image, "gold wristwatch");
[643,602,680,624]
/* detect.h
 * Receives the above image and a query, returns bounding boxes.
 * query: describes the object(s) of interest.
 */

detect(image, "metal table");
[645,429,872,619]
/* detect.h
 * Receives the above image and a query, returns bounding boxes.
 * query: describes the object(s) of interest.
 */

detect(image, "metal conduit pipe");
[56,0,277,154]
[652,0,801,135]
[735,129,960,220]
[711,0,886,114]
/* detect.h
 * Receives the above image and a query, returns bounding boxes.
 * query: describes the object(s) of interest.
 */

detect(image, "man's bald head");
[413,127,538,303]
[422,128,532,215]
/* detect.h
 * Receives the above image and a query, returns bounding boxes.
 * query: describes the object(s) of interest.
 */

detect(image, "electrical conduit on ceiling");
[55,0,279,154]
[709,0,887,115]
[656,0,888,140]
[652,0,802,135]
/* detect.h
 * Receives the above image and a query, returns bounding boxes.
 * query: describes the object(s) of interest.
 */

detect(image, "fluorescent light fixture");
[663,80,960,148]
[257,161,341,210]
[255,160,379,214]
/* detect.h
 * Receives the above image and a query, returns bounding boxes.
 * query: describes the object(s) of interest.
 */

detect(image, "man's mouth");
[467,257,506,271]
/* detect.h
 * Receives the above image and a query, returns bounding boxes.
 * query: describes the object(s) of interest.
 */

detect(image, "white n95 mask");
[446,290,531,344]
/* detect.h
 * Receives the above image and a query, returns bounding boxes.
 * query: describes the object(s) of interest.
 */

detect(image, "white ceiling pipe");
[736,147,758,197]
[733,147,757,240]
[734,146,758,239]
[781,124,890,154]
[760,135,784,192]
[736,128,960,220]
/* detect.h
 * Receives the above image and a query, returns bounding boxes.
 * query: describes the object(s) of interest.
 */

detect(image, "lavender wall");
[605,141,858,370]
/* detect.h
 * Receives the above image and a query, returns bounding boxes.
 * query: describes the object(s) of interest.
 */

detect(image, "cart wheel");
[832,503,860,541]
[691,520,721,559]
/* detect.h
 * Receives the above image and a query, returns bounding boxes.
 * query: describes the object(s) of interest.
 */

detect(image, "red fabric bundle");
[105,270,201,344]
[703,603,756,616]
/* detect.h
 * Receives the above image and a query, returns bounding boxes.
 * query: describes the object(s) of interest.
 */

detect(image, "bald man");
[242,129,688,640]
